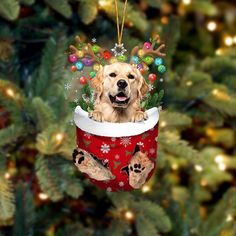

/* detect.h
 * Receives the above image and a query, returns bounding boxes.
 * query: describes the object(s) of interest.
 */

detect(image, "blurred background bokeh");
[0,0,236,235]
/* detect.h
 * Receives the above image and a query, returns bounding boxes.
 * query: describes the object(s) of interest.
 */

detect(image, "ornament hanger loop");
[115,0,128,46]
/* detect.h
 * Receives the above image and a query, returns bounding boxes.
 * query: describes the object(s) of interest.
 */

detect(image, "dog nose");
[117,80,127,89]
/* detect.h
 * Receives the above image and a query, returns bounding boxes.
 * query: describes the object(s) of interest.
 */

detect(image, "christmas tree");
[0,0,236,235]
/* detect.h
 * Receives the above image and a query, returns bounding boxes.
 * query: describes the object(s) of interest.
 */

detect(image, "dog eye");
[128,74,135,79]
[109,73,117,77]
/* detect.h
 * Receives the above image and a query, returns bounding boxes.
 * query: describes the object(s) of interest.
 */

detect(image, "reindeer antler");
[130,35,166,62]
[69,36,106,64]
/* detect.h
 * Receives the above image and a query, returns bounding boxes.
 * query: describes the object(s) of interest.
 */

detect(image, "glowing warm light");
[4,172,10,179]
[6,88,15,98]
[215,48,224,56]
[160,121,167,127]
[200,179,208,187]
[171,163,179,170]
[98,0,111,8]
[212,89,230,101]
[124,210,134,220]
[233,36,236,44]
[161,16,169,24]
[224,36,233,46]
[218,163,226,171]
[226,214,233,222]
[206,128,215,137]
[55,133,64,142]
[142,185,151,193]
[38,192,48,200]
[182,0,191,5]
[186,81,192,86]
[195,165,203,172]
[207,21,217,32]
[214,154,224,164]
[212,89,219,95]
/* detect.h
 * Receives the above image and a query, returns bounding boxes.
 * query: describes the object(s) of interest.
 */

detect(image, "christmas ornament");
[137,63,143,70]
[89,71,96,78]
[103,51,112,60]
[75,61,84,71]
[143,41,152,49]
[142,56,154,65]
[79,76,87,85]
[93,63,102,71]
[158,65,166,74]
[131,55,139,64]
[154,57,163,66]
[82,57,93,66]
[76,50,84,58]
[139,68,145,74]
[137,49,145,57]
[148,73,157,82]
[111,43,127,57]
[71,65,77,72]
[92,45,100,53]
[66,0,167,191]
[117,55,128,62]
[68,54,78,63]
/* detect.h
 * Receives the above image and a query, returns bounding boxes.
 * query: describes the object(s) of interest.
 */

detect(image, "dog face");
[91,62,149,108]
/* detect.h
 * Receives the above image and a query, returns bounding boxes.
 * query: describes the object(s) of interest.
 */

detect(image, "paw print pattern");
[130,163,145,173]
[128,146,154,189]
[73,149,85,164]
[72,148,115,181]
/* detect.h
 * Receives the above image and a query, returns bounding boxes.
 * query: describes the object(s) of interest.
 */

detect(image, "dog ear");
[133,144,140,155]
[136,69,149,98]
[91,67,104,93]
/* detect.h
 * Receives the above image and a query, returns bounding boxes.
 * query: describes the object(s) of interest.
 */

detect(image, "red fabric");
[76,125,158,191]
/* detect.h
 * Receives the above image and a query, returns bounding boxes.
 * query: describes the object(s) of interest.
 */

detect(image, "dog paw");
[130,163,145,173]
[89,110,104,122]
[73,148,85,166]
[72,148,115,181]
[131,111,148,122]
[128,150,154,189]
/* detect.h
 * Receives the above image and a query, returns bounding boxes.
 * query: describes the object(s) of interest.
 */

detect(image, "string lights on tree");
[124,210,135,221]
[182,0,191,5]
[207,21,217,32]
[5,88,15,98]
[195,165,203,172]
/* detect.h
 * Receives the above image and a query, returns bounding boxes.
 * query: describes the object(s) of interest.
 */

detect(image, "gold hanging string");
[114,0,128,46]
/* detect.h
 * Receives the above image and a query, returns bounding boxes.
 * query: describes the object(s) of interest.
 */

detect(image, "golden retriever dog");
[89,62,149,123]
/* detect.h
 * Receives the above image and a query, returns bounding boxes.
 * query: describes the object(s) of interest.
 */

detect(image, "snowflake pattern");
[119,181,124,187]
[92,38,97,43]
[148,84,154,91]
[120,137,131,147]
[106,187,112,192]
[149,148,156,154]
[64,83,71,90]
[111,43,127,56]
[84,132,92,139]
[137,141,144,147]
[115,154,120,160]
[100,143,110,153]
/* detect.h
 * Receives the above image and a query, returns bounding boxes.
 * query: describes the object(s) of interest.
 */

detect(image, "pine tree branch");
[0,0,20,21]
